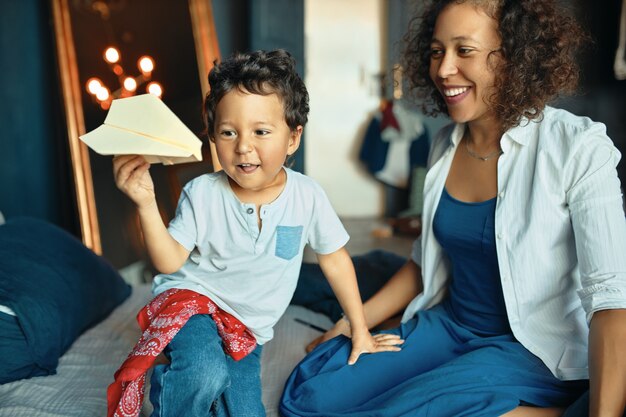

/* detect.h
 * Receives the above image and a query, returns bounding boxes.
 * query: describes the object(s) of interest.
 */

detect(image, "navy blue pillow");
[0,217,131,383]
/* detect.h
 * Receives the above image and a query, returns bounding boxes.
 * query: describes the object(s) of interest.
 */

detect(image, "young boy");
[111,49,401,417]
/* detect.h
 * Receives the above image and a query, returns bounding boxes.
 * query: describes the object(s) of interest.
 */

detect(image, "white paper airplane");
[79,94,203,165]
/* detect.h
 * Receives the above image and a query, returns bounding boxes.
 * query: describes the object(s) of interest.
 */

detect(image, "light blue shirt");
[153,168,349,344]
[403,106,626,380]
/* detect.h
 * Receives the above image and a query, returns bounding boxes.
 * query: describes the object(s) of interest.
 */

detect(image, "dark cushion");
[0,217,131,383]
[292,249,406,321]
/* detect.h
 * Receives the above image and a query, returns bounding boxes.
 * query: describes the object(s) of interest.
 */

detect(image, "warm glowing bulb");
[104,47,120,64]
[138,56,154,74]
[123,77,137,92]
[86,77,102,95]
[96,86,110,101]
[147,82,162,97]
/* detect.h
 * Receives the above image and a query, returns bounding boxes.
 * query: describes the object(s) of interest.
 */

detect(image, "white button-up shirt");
[402,106,626,380]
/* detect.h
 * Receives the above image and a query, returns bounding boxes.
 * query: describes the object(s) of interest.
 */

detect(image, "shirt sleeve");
[307,182,350,255]
[566,125,626,323]
[410,236,422,266]
[167,185,198,252]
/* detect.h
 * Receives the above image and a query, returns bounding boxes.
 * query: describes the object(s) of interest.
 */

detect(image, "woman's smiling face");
[429,2,502,126]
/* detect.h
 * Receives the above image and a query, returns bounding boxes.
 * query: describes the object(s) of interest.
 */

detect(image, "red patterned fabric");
[380,101,400,131]
[106,288,257,417]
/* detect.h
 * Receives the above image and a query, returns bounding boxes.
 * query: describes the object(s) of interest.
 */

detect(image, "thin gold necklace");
[464,137,503,161]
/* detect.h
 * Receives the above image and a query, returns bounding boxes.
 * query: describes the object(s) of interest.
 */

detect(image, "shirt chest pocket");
[275,225,303,260]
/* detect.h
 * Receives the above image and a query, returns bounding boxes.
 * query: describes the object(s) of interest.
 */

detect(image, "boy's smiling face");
[213,88,302,202]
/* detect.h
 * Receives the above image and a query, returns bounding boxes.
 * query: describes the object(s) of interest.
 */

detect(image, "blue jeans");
[149,314,265,417]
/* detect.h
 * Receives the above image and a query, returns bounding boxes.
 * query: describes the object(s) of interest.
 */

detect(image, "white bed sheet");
[0,284,333,417]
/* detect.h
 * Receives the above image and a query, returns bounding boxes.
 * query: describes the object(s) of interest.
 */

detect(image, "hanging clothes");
[359,100,429,189]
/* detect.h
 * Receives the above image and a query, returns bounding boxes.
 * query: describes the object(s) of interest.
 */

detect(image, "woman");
[280,1,626,416]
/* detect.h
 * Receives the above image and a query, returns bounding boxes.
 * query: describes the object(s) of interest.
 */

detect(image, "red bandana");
[106,288,257,417]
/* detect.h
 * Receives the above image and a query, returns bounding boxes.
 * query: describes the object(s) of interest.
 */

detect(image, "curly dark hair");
[402,0,590,131]
[203,49,309,140]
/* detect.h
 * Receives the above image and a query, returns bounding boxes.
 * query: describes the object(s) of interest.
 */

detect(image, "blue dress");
[280,188,587,416]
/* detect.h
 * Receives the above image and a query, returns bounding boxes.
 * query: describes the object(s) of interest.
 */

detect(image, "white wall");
[304,0,384,217]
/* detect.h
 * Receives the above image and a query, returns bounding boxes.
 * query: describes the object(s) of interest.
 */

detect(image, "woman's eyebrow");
[431,35,483,44]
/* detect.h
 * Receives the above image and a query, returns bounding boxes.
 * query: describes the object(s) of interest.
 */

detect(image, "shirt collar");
[449,123,465,147]
[448,113,539,152]
[504,118,535,147]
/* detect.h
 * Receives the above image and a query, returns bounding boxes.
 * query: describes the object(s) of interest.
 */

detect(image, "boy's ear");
[287,125,303,156]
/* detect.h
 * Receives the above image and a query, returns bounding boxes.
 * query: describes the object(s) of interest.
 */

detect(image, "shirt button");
[499,191,505,198]
[246,208,254,214]
[497,233,503,239]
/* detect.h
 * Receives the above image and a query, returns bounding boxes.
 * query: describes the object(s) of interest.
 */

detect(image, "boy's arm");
[306,258,422,353]
[317,247,403,364]
[113,155,190,274]
[361,259,423,328]
[137,202,190,274]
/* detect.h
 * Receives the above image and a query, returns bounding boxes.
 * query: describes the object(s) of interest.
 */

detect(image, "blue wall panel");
[0,0,76,230]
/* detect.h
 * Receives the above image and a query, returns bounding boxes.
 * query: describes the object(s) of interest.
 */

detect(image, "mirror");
[51,0,221,269]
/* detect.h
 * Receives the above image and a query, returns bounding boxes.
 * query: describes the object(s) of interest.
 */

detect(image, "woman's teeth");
[444,87,469,97]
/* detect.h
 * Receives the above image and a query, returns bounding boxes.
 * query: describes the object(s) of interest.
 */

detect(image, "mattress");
[0,284,333,417]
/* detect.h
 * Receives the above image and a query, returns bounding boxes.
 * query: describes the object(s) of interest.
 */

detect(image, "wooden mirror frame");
[51,0,221,254]
[615,0,626,80]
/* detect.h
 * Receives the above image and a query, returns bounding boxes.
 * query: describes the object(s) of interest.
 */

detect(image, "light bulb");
[138,56,154,74]
[104,47,120,64]
[123,77,137,92]
[96,86,110,102]
[86,77,103,95]
[147,82,162,98]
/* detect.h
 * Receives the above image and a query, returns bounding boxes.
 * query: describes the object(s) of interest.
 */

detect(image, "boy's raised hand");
[113,155,155,209]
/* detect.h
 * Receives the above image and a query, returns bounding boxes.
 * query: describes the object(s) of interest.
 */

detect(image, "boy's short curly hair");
[203,49,309,140]
[402,0,590,131]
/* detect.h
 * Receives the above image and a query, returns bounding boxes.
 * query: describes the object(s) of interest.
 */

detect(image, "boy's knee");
[165,315,232,395]
[199,358,230,394]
